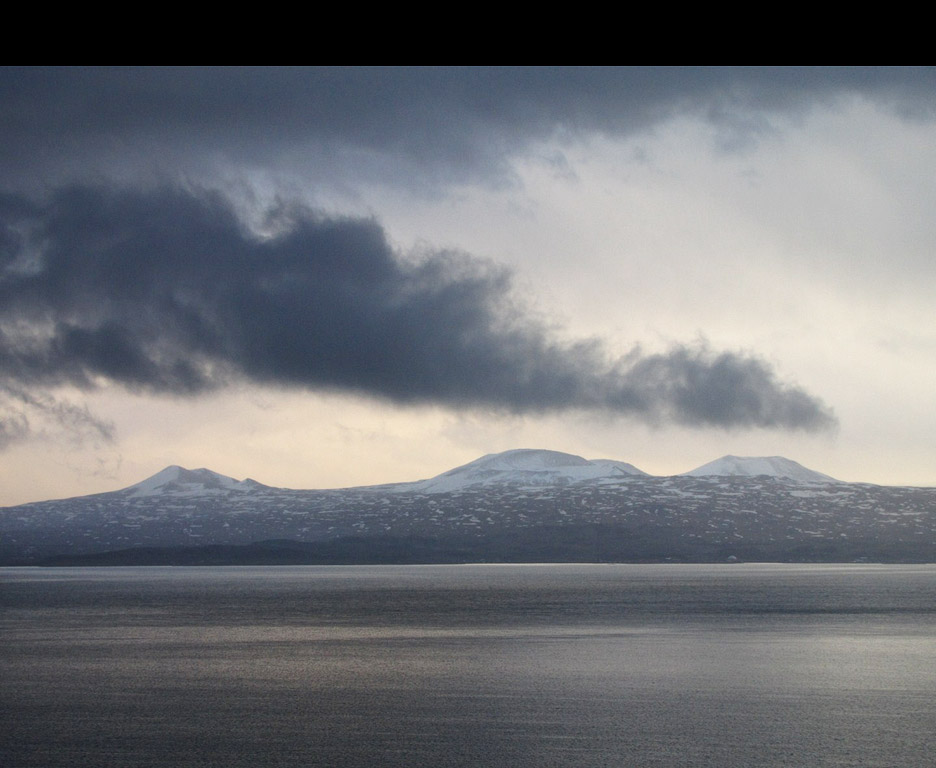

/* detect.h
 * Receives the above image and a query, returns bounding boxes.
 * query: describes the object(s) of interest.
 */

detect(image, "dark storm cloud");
[1,67,933,189]
[0,185,836,438]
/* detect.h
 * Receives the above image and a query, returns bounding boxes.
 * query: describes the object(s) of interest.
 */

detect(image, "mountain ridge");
[114,449,840,500]
[3,448,933,566]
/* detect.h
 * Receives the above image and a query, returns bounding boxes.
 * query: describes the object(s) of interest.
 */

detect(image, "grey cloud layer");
[2,67,933,189]
[0,384,113,450]
[0,185,835,435]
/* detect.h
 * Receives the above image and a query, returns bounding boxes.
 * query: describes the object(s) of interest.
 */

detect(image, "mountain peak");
[458,448,593,471]
[122,465,265,497]
[403,448,646,493]
[681,455,838,483]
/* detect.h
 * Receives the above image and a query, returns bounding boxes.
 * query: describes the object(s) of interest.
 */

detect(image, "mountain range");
[2,449,934,565]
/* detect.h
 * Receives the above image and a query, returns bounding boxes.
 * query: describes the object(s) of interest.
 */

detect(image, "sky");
[1,66,935,504]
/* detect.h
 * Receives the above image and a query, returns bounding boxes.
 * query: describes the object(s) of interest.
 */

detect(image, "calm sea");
[2,564,935,767]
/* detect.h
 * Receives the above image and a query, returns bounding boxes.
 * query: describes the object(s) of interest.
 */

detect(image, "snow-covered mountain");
[681,455,839,483]
[4,448,934,565]
[122,465,268,498]
[118,452,836,499]
[402,448,646,493]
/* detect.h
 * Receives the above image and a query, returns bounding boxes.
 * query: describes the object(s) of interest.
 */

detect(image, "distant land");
[2,449,935,565]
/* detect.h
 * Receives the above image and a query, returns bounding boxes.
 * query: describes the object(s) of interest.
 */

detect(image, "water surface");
[2,564,934,766]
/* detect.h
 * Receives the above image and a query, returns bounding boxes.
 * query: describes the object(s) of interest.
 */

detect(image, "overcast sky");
[2,67,935,504]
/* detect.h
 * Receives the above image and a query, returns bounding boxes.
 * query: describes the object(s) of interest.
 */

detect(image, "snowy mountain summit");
[403,448,646,493]
[6,447,936,567]
[122,466,267,498]
[117,452,837,501]
[681,455,839,483]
